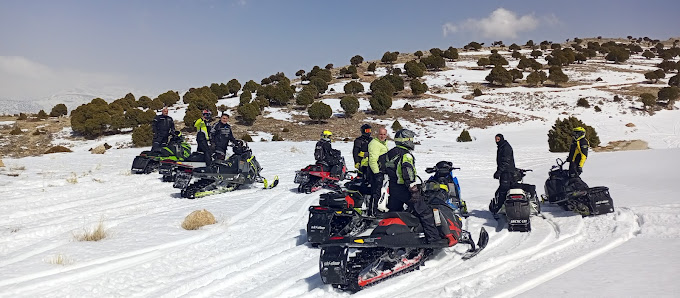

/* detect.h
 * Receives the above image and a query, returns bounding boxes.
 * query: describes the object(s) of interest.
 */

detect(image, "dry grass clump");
[45,145,72,154]
[76,219,108,241]
[47,254,73,265]
[66,172,78,184]
[181,209,217,230]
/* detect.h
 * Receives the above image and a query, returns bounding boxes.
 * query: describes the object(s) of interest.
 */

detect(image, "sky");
[1,0,679,103]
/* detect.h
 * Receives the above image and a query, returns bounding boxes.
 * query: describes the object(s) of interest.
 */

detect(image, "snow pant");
[388,183,441,243]
[197,138,212,166]
[568,162,582,178]
[368,172,383,216]
[151,134,169,152]
[213,145,228,161]
[490,171,514,214]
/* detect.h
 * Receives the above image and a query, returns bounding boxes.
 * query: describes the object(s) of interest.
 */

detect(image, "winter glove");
[577,167,583,174]
[493,171,500,179]
[355,163,360,170]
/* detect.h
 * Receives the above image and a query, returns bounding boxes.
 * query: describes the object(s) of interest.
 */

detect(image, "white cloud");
[443,8,551,39]
[0,56,129,100]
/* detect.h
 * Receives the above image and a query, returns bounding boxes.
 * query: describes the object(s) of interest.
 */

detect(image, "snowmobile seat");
[185,152,206,162]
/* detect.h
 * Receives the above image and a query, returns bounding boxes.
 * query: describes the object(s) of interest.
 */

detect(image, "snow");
[1,49,680,297]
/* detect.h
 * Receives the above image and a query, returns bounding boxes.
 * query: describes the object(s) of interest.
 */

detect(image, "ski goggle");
[363,128,371,134]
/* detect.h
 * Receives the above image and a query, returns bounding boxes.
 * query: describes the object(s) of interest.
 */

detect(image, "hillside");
[1,40,679,297]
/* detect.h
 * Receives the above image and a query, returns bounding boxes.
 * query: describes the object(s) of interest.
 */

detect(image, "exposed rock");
[90,144,107,154]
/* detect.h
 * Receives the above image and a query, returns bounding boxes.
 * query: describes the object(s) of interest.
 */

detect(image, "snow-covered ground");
[1,50,679,297]
[1,117,679,297]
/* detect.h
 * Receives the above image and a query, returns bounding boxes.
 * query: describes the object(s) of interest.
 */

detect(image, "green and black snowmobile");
[131,132,191,174]
[175,139,279,199]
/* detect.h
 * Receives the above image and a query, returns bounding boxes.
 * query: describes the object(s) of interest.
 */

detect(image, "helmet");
[321,130,332,142]
[572,127,586,140]
[395,129,416,150]
[202,110,212,121]
[435,161,453,177]
[360,124,372,137]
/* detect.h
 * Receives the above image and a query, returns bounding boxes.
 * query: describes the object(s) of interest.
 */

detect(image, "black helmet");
[435,161,453,177]
[395,129,416,150]
[360,124,372,137]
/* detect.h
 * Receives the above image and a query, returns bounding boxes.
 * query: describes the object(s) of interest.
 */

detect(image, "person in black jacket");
[151,107,175,152]
[210,113,237,160]
[352,124,372,177]
[315,130,342,177]
[490,133,516,216]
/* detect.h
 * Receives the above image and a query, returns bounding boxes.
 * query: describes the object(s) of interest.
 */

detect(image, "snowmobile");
[160,151,208,182]
[493,168,540,232]
[295,157,348,193]
[174,140,278,199]
[307,176,374,246]
[543,158,615,216]
[131,132,191,174]
[424,161,469,217]
[318,183,488,292]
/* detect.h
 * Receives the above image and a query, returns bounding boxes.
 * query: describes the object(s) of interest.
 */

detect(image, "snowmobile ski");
[461,227,489,260]
[262,175,279,189]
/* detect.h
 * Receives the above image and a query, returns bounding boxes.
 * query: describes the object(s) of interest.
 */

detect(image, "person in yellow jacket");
[367,127,389,215]
[194,110,213,165]
[567,127,588,177]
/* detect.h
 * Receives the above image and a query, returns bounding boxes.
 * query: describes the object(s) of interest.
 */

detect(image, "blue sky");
[1,0,678,101]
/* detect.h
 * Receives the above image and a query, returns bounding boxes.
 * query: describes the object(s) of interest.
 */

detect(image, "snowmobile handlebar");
[424,166,460,174]
[551,158,567,171]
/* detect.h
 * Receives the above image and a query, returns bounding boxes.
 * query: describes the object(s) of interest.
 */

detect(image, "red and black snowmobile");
[318,184,488,292]
[295,157,349,193]
[307,176,374,246]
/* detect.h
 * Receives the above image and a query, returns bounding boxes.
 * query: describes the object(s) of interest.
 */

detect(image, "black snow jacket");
[315,139,341,166]
[496,139,516,174]
[152,115,175,139]
[352,135,372,165]
[210,122,236,152]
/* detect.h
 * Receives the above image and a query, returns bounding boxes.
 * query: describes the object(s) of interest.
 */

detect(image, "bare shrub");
[181,209,217,230]
[45,145,72,154]
[76,219,108,241]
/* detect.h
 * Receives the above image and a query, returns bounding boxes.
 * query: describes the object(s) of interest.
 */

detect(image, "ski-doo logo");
[509,219,528,224]
[323,261,341,267]
[311,225,326,230]
[596,200,609,205]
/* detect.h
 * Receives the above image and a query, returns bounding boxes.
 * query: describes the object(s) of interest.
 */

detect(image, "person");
[151,107,175,152]
[367,127,389,215]
[568,127,589,177]
[194,110,213,166]
[210,113,237,161]
[380,129,441,244]
[490,133,516,216]
[314,130,343,177]
[352,124,373,177]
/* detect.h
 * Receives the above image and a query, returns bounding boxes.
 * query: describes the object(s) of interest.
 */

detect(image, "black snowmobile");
[424,161,469,217]
[307,176,374,246]
[174,140,278,199]
[543,158,614,216]
[295,157,348,193]
[493,169,541,232]
[318,183,488,292]
[160,151,208,182]
[131,132,191,174]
